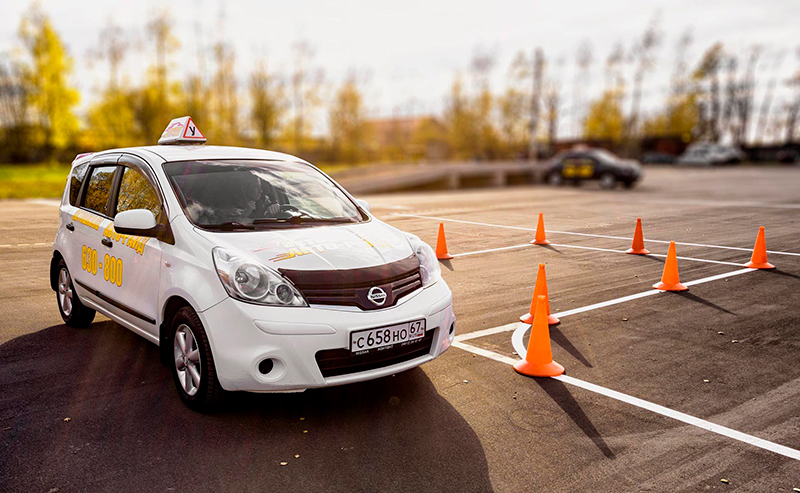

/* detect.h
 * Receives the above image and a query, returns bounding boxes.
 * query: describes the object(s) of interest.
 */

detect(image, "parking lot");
[2,166,800,491]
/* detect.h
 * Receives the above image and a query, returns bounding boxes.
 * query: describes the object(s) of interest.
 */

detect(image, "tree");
[18,4,79,152]
[583,89,625,142]
[498,51,530,158]
[328,73,369,163]
[0,59,31,160]
[287,40,324,153]
[444,74,479,159]
[693,43,724,141]
[572,39,593,136]
[628,14,663,136]
[249,61,285,148]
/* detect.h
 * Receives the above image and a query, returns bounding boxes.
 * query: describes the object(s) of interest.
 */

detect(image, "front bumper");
[199,280,455,392]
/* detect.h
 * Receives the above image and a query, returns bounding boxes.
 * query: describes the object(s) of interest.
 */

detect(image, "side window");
[68,162,89,206]
[116,167,161,218]
[82,165,118,216]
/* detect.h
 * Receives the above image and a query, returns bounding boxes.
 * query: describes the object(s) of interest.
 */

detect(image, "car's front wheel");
[599,172,617,190]
[547,172,564,186]
[170,306,225,412]
[56,260,95,327]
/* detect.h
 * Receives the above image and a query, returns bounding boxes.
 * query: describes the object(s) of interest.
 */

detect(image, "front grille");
[280,255,422,310]
[315,329,435,378]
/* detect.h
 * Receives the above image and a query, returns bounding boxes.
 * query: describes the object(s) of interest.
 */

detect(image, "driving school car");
[51,116,455,412]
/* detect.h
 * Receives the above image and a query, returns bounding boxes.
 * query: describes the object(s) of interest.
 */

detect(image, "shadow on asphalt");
[769,268,800,280]
[537,244,563,254]
[640,255,666,264]
[675,291,736,315]
[534,379,615,459]
[439,258,454,271]
[549,327,593,368]
[0,321,491,493]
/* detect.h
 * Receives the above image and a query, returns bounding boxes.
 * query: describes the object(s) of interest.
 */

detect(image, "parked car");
[676,143,745,165]
[641,152,676,165]
[51,116,455,412]
[545,147,642,189]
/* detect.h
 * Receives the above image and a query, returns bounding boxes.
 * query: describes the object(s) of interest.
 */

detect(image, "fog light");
[258,358,275,375]
[449,322,455,336]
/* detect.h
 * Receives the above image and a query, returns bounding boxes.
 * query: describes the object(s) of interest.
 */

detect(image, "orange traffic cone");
[435,223,453,260]
[653,241,688,291]
[745,226,775,269]
[514,295,565,378]
[626,217,650,255]
[531,213,550,245]
[520,263,560,326]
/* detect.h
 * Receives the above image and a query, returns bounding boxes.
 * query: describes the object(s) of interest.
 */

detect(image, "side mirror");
[355,199,371,213]
[114,209,162,238]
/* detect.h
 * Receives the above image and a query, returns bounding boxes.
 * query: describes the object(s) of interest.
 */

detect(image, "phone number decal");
[81,245,123,287]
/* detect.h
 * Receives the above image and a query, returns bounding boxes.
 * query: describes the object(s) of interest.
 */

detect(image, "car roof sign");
[158,116,206,145]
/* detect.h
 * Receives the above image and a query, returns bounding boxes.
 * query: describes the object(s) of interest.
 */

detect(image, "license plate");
[350,319,426,354]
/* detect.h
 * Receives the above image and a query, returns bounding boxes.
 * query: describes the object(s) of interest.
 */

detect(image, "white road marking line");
[639,198,800,211]
[451,341,518,365]
[458,268,758,348]
[452,241,744,267]
[396,213,800,257]
[452,244,532,258]
[454,337,800,461]
[455,322,518,342]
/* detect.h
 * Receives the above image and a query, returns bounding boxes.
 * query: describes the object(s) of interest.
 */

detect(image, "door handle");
[101,238,113,248]
[65,223,74,231]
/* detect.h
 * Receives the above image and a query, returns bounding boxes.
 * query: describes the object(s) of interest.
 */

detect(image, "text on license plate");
[350,320,426,353]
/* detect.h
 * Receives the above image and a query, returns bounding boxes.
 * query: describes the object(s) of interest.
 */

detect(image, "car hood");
[194,219,415,271]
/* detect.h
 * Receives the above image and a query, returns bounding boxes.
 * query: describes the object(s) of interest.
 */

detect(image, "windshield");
[163,160,364,230]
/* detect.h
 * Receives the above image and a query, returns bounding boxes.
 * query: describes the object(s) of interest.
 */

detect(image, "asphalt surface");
[2,166,800,492]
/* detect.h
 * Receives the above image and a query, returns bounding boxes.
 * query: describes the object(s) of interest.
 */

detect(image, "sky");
[1,0,798,140]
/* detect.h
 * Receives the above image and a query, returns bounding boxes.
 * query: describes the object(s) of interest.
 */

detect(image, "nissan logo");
[367,287,387,306]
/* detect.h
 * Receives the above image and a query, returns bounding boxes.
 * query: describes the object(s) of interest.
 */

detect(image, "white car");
[676,143,746,166]
[51,117,455,411]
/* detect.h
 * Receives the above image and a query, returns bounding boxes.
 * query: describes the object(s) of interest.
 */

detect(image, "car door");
[104,155,165,334]
[68,157,121,299]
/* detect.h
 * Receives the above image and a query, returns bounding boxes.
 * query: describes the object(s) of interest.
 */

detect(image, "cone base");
[520,313,533,324]
[626,248,650,255]
[547,314,560,326]
[745,261,775,269]
[531,239,550,245]
[653,281,688,291]
[514,359,565,378]
[436,254,453,260]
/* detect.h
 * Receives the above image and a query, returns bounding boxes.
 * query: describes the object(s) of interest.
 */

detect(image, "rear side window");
[116,167,161,218]
[82,166,117,216]
[68,163,89,206]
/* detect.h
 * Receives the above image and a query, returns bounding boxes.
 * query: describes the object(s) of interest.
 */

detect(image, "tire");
[56,260,96,328]
[170,306,226,412]
[547,173,564,186]
[599,172,617,190]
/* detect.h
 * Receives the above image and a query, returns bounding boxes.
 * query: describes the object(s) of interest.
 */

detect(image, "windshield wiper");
[252,216,355,225]
[209,221,256,230]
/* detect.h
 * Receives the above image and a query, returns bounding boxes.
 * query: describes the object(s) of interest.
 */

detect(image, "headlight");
[212,247,307,306]
[405,234,441,287]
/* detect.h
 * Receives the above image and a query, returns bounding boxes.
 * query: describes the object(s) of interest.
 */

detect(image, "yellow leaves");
[18,4,80,151]
[583,89,625,143]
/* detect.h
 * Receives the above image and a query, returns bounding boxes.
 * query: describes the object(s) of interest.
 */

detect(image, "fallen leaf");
[462,380,469,384]
[720,479,729,484]
[303,430,308,434]
[63,418,71,422]
[731,340,739,343]
[294,454,300,459]
[280,462,288,466]
[717,331,724,335]
[703,379,710,383]
[622,318,628,322]
[299,417,305,421]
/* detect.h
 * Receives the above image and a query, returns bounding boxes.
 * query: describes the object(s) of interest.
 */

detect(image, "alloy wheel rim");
[174,324,202,396]
[58,268,73,317]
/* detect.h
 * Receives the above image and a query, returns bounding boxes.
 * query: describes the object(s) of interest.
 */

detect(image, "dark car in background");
[545,147,642,189]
